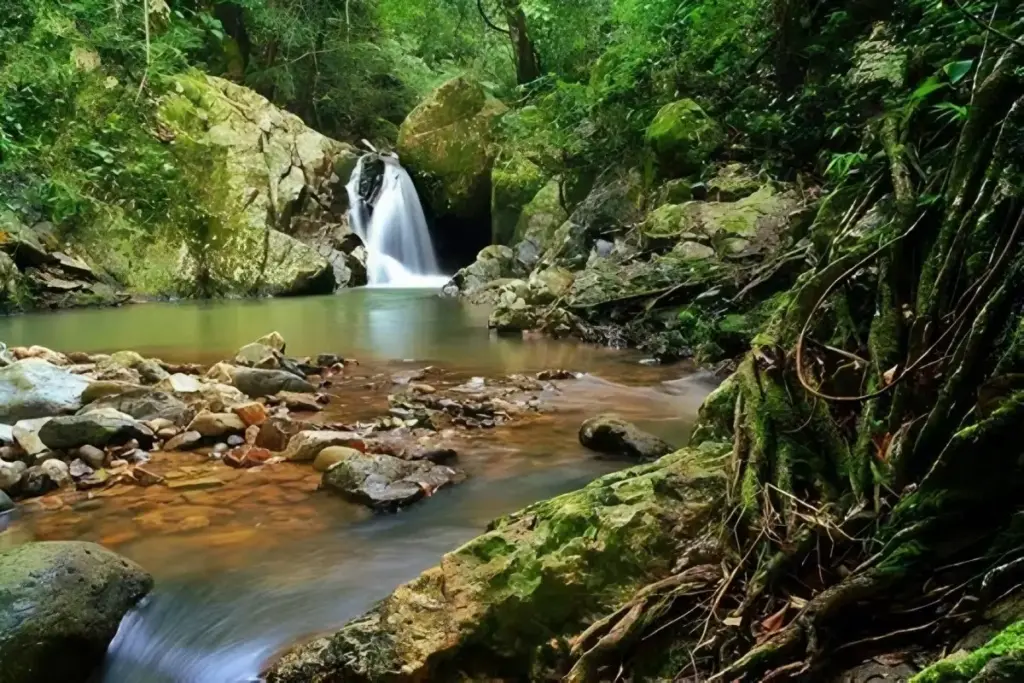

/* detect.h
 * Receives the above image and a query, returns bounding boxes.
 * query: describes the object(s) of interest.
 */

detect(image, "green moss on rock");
[646,99,724,177]
[913,621,1024,683]
[398,77,507,220]
[268,442,730,682]
[492,153,547,245]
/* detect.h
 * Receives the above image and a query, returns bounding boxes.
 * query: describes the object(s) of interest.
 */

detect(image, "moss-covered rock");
[445,245,521,299]
[913,621,1024,682]
[641,184,802,258]
[267,442,729,682]
[646,99,724,177]
[515,179,569,251]
[492,153,547,246]
[0,541,152,683]
[398,77,507,221]
[157,72,358,297]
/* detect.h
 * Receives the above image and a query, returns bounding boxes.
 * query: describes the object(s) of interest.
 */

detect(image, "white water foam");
[346,155,448,288]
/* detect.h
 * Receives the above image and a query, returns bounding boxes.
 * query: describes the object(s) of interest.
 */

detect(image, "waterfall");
[346,154,447,288]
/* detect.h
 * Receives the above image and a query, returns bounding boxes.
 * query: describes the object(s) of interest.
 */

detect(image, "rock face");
[0,360,90,424]
[321,449,464,510]
[155,73,363,298]
[398,77,507,221]
[268,443,728,682]
[0,541,153,683]
[645,98,724,177]
[579,414,675,461]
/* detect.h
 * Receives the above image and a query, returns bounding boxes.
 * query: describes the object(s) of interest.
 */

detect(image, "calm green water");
[0,289,646,375]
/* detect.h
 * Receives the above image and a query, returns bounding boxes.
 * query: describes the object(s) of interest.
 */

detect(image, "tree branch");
[477,0,510,36]
[948,0,1024,50]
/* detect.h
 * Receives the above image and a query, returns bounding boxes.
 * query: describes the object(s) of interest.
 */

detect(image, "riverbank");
[0,291,712,682]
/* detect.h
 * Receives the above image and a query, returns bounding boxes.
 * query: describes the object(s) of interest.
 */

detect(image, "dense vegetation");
[7,0,1024,679]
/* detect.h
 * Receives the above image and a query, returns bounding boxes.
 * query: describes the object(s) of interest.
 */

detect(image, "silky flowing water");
[0,289,716,683]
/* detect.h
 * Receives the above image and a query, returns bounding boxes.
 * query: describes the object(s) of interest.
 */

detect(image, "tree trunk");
[500,0,541,84]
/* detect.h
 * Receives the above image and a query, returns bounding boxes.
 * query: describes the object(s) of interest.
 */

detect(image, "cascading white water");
[346,154,448,288]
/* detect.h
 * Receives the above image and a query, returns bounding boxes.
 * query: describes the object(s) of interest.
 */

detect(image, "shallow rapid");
[0,290,715,683]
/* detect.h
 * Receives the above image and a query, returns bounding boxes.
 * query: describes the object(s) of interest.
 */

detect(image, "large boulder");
[156,72,359,297]
[398,77,507,221]
[514,179,569,253]
[0,541,153,683]
[0,360,90,424]
[268,443,728,682]
[645,99,724,177]
[444,245,519,299]
[491,153,547,246]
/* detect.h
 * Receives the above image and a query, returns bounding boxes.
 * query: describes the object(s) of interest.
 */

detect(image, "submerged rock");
[579,414,675,461]
[268,443,728,682]
[0,359,90,424]
[0,541,152,683]
[321,449,464,510]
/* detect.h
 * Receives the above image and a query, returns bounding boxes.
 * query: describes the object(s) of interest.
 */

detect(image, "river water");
[0,289,716,683]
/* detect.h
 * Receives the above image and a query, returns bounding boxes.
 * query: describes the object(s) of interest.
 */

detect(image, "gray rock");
[39,459,72,489]
[322,449,464,510]
[0,460,25,494]
[186,411,246,438]
[0,541,152,683]
[68,459,94,479]
[39,408,154,450]
[0,359,90,424]
[0,489,13,513]
[282,430,363,462]
[0,424,12,444]
[579,414,675,461]
[232,368,315,398]
[164,430,202,451]
[12,418,52,456]
[20,466,58,497]
[76,445,107,470]
[80,389,191,425]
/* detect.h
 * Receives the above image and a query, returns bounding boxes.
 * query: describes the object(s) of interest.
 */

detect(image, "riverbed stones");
[186,410,246,438]
[164,430,202,451]
[0,460,25,493]
[234,342,281,369]
[38,408,153,450]
[77,445,107,469]
[268,443,729,682]
[0,359,90,424]
[81,388,191,424]
[156,373,203,394]
[39,459,72,488]
[281,430,363,462]
[0,541,152,683]
[232,402,269,427]
[0,489,13,513]
[231,367,314,398]
[321,450,464,510]
[579,414,675,460]
[12,417,52,456]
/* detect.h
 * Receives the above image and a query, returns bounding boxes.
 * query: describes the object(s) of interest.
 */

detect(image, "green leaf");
[943,59,974,84]
[911,76,947,101]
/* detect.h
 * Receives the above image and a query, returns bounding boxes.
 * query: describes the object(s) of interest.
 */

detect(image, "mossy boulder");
[646,99,724,177]
[267,442,728,682]
[641,185,802,258]
[543,173,644,268]
[491,153,548,246]
[156,72,358,297]
[0,541,152,683]
[515,179,569,251]
[398,77,507,221]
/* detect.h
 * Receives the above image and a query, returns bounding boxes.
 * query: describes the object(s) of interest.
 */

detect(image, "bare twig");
[136,0,151,101]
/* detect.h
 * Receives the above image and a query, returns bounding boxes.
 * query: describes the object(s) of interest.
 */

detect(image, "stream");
[0,289,716,683]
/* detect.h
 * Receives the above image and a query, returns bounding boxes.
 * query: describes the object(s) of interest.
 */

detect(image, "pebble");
[227,435,245,447]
